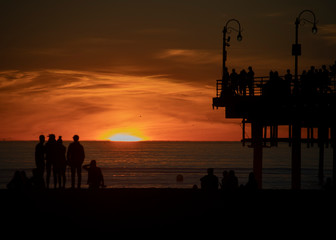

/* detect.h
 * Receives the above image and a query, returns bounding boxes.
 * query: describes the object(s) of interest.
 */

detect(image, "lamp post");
[293,10,317,95]
[222,19,242,80]
[291,10,317,190]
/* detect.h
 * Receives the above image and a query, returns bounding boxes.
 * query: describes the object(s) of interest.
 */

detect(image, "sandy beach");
[1,188,335,237]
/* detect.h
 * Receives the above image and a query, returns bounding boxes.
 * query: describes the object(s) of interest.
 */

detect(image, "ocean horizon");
[0,141,333,189]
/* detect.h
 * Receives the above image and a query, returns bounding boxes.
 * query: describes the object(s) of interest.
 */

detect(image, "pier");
[213,74,336,189]
[213,13,336,189]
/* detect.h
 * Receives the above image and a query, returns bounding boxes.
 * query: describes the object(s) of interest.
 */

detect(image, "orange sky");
[0,1,335,141]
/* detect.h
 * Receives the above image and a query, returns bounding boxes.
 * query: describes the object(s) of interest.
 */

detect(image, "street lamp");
[292,10,318,95]
[222,19,243,80]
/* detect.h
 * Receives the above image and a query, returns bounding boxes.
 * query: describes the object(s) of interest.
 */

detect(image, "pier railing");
[216,75,336,98]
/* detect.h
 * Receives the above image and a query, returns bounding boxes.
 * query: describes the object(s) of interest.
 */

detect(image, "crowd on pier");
[221,61,336,97]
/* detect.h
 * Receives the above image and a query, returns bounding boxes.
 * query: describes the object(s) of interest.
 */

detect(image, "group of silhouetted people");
[200,168,258,191]
[7,134,105,191]
[262,70,292,97]
[298,64,333,95]
[264,63,335,96]
[221,61,336,97]
[221,66,255,96]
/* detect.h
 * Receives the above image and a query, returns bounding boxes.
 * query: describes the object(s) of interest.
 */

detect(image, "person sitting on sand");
[7,170,31,191]
[244,172,258,190]
[200,168,218,191]
[83,160,106,189]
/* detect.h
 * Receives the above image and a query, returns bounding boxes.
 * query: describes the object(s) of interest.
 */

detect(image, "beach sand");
[1,188,335,237]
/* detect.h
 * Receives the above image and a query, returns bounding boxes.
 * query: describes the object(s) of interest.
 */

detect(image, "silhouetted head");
[13,170,21,179]
[90,160,97,167]
[286,69,290,73]
[176,174,183,182]
[39,135,45,143]
[248,66,252,71]
[48,134,56,141]
[207,168,214,175]
[73,135,79,142]
[57,136,63,144]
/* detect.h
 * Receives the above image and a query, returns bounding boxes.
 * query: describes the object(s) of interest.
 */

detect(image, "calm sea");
[0,141,333,189]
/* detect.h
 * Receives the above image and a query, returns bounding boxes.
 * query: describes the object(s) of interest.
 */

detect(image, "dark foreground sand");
[1,188,336,237]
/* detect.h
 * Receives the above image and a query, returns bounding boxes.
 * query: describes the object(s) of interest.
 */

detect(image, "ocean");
[0,141,333,189]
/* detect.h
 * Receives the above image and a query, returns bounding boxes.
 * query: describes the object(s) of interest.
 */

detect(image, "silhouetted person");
[67,135,85,189]
[273,71,290,98]
[238,69,247,96]
[29,168,45,190]
[244,172,258,190]
[284,69,292,96]
[221,67,232,96]
[299,70,307,95]
[304,66,318,96]
[247,66,254,96]
[176,174,184,183]
[54,136,67,189]
[323,177,333,190]
[321,65,330,94]
[83,160,105,190]
[227,170,238,190]
[35,135,45,177]
[230,69,239,95]
[45,134,58,189]
[7,171,24,191]
[330,60,336,77]
[221,170,229,190]
[262,71,273,96]
[200,168,218,191]
[7,170,31,191]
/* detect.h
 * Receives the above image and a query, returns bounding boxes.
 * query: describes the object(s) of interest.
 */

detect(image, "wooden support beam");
[331,127,336,186]
[252,121,263,189]
[291,122,301,189]
[318,127,327,184]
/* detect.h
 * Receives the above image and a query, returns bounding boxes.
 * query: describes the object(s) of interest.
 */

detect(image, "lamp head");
[237,32,242,41]
[312,24,317,34]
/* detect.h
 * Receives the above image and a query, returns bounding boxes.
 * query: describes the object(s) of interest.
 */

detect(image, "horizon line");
[0,139,241,142]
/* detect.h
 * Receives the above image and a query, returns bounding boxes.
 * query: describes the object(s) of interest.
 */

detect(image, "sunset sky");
[0,0,335,141]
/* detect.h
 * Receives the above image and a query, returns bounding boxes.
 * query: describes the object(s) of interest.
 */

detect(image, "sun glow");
[101,128,149,142]
[109,134,142,142]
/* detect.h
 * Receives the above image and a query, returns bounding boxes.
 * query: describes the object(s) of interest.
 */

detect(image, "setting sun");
[109,134,142,142]
[101,128,149,142]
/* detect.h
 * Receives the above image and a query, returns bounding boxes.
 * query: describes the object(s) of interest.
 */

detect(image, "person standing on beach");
[45,134,58,189]
[35,135,45,177]
[55,136,67,189]
[200,168,219,191]
[67,135,85,189]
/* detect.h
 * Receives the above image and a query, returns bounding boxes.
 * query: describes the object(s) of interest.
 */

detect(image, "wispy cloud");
[0,69,238,140]
[319,24,336,45]
[157,49,221,64]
